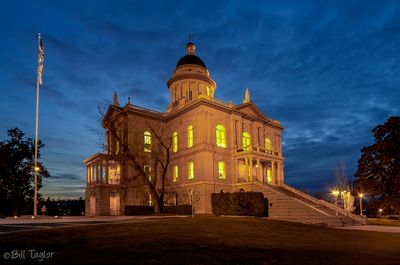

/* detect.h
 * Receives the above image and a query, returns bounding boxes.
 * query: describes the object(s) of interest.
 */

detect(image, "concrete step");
[237,182,362,227]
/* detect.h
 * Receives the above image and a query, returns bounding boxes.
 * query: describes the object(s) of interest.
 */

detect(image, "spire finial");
[243,87,251,103]
[113,91,119,106]
[186,34,196,55]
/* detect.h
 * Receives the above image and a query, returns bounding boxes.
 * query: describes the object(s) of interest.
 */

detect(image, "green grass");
[369,218,400,226]
[1,216,400,265]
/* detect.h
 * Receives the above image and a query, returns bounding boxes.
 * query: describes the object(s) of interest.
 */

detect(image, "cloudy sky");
[0,0,399,198]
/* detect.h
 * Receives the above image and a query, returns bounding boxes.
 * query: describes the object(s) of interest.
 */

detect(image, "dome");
[175,42,207,68]
[176,55,206,68]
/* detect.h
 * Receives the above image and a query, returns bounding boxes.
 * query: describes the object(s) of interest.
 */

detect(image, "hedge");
[125,205,192,215]
[211,192,267,217]
[125,206,155,215]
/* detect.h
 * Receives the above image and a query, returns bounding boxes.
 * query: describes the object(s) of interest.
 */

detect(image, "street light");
[331,189,339,216]
[358,193,364,216]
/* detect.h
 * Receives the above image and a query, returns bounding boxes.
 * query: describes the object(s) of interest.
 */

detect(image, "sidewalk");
[337,225,400,233]
[0,215,188,225]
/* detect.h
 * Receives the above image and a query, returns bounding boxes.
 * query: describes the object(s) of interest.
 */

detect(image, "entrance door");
[110,192,120,215]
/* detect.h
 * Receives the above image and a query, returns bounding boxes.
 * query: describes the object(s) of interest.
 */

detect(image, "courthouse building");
[84,41,365,226]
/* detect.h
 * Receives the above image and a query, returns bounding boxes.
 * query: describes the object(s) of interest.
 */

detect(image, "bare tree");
[99,105,171,213]
[333,162,354,211]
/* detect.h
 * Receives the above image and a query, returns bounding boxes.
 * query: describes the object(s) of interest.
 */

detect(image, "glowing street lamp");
[358,193,364,216]
[331,189,339,216]
[34,166,40,172]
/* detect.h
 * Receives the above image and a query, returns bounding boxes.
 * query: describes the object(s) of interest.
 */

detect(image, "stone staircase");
[234,182,367,227]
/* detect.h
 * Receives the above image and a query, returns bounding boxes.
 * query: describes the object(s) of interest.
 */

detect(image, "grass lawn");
[369,218,400,226]
[1,216,400,265]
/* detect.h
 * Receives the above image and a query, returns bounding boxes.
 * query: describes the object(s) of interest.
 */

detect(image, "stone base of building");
[85,181,367,227]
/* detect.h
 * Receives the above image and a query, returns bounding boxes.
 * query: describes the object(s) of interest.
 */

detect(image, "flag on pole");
[38,34,44,85]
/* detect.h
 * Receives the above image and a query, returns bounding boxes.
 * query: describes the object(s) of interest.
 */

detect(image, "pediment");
[234,102,268,120]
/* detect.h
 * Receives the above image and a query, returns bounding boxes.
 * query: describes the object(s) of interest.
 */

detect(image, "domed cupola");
[167,41,217,112]
[176,42,207,68]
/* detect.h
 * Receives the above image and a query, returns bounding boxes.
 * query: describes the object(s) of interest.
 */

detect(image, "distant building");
[84,41,284,215]
[83,41,365,227]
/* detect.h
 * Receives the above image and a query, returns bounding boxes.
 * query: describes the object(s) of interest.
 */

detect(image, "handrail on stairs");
[282,184,367,224]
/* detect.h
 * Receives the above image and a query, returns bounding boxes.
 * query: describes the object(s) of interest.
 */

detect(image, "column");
[257,158,261,182]
[96,161,99,183]
[234,159,238,183]
[271,161,275,185]
[99,159,103,184]
[249,157,253,182]
[276,163,281,186]
[244,158,248,182]
[105,160,109,184]
[278,162,284,186]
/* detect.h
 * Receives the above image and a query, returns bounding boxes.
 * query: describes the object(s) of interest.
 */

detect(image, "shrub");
[211,192,266,217]
[125,206,155,215]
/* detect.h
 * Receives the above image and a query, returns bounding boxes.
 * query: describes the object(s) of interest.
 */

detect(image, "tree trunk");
[150,189,161,214]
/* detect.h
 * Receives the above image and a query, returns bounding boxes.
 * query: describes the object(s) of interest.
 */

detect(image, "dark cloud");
[1,1,399,197]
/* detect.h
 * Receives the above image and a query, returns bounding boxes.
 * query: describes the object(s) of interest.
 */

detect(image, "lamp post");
[332,190,339,216]
[358,193,364,216]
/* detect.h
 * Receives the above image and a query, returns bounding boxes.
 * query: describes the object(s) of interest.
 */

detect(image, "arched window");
[187,125,193,148]
[218,161,226,179]
[265,138,272,153]
[242,131,251,150]
[172,131,178,153]
[144,131,151,152]
[216,124,226,148]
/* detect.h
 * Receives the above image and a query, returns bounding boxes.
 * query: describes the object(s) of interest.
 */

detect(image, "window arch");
[172,131,178,153]
[144,131,151,152]
[216,124,226,148]
[265,137,272,153]
[187,125,193,148]
[242,131,251,150]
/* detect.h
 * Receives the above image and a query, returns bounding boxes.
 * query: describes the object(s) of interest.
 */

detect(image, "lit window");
[242,131,251,150]
[265,138,272,153]
[187,125,193,148]
[188,161,194,180]
[172,131,178,153]
[267,168,272,184]
[216,124,226,148]
[206,86,210,96]
[144,131,151,152]
[144,165,152,182]
[218,161,226,179]
[173,165,179,182]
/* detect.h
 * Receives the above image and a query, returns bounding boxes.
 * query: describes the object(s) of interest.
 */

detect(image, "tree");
[0,127,49,216]
[99,101,172,214]
[355,116,400,215]
[332,162,354,212]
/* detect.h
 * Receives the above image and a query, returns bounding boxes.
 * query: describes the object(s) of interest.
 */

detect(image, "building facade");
[84,42,285,215]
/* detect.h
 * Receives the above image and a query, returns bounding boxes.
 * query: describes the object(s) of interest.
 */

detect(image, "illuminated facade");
[84,42,285,215]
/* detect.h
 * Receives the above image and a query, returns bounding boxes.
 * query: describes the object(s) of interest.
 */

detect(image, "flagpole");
[33,33,41,218]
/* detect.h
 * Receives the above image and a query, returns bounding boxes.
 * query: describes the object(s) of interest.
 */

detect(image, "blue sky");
[0,0,399,198]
